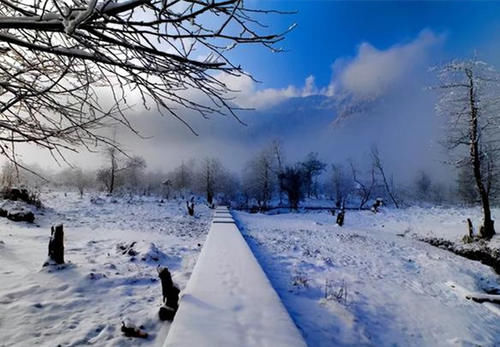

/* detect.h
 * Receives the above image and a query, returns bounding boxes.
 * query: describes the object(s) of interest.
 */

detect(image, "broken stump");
[336,210,345,227]
[47,224,64,265]
[186,199,195,217]
[158,266,180,321]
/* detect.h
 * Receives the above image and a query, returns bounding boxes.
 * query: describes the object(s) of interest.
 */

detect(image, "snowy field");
[0,192,211,347]
[1,193,500,347]
[234,207,500,347]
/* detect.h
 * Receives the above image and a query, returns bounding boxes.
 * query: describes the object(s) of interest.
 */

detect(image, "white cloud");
[216,73,319,109]
[302,75,318,97]
[334,30,443,98]
[222,29,443,109]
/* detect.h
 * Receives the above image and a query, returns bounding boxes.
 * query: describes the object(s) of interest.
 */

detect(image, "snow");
[0,191,211,346]
[1,192,499,346]
[165,207,306,347]
[234,207,500,346]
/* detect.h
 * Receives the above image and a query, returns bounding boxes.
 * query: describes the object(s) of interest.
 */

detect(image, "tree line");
[0,139,491,213]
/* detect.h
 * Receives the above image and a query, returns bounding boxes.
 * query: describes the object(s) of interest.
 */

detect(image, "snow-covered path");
[234,210,500,346]
[165,207,306,347]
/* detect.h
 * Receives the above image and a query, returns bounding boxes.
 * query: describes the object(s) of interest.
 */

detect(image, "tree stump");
[48,224,64,265]
[371,198,384,213]
[336,210,345,227]
[186,199,195,217]
[467,218,474,237]
[462,218,475,243]
[158,266,180,321]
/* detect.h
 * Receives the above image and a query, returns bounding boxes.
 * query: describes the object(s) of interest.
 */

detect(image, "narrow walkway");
[164,206,306,347]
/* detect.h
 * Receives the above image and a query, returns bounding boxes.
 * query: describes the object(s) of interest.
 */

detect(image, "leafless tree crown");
[0,0,291,166]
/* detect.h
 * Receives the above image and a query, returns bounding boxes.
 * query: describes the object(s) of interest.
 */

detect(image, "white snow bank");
[164,207,306,347]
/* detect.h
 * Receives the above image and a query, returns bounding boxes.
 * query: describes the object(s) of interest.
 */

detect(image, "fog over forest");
[14,30,457,190]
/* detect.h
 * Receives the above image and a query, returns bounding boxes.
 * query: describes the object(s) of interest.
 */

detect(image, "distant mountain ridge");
[239,92,378,139]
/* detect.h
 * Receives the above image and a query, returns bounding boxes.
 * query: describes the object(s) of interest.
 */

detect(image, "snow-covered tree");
[435,58,500,239]
[1,162,16,188]
[170,161,194,199]
[350,160,376,209]
[415,170,432,201]
[59,167,94,197]
[97,147,119,194]
[242,147,276,210]
[271,139,286,206]
[196,158,225,205]
[331,163,353,209]
[96,147,145,194]
[371,146,399,208]
[0,0,291,167]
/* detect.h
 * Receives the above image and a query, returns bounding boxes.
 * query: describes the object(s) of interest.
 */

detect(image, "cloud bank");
[219,29,443,110]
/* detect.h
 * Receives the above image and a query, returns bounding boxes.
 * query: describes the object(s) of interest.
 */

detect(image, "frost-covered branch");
[0,0,292,166]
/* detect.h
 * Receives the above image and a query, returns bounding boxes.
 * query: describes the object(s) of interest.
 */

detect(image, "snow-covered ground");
[2,193,500,347]
[0,192,211,347]
[234,207,500,347]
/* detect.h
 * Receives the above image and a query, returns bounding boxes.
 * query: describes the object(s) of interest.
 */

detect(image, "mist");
[12,29,454,190]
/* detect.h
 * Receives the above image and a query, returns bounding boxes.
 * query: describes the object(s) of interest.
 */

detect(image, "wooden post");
[48,224,64,264]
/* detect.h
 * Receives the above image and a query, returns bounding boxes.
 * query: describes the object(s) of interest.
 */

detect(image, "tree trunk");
[467,69,495,239]
[109,165,115,194]
[467,218,474,237]
[48,224,64,265]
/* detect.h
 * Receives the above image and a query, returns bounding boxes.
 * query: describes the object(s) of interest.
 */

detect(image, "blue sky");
[231,1,500,90]
[20,1,500,176]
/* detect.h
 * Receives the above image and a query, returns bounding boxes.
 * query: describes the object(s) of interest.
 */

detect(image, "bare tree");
[415,170,432,201]
[331,164,352,209]
[279,165,304,210]
[97,146,118,194]
[371,146,399,208]
[0,1,291,167]
[96,146,145,194]
[218,170,240,205]
[1,161,16,188]
[60,167,93,197]
[435,59,500,238]
[122,156,147,192]
[350,160,376,209]
[301,152,326,198]
[271,139,286,206]
[197,158,224,205]
[243,147,276,210]
[171,161,194,198]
